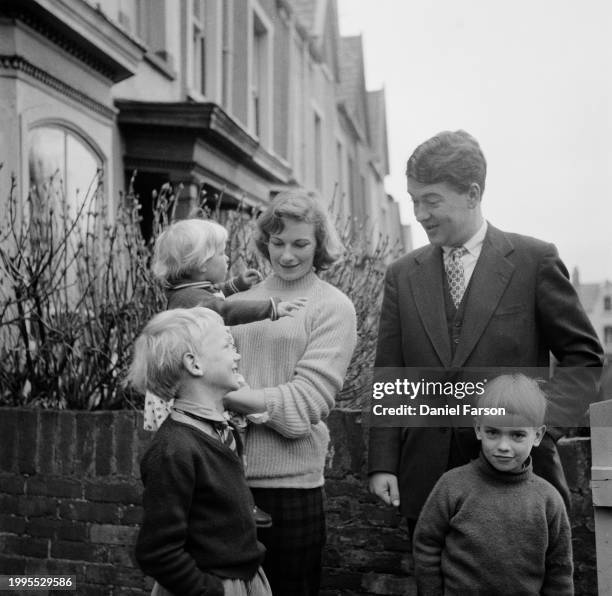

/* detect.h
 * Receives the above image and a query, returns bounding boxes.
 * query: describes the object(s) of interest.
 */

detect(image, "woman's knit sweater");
[228,271,357,488]
[413,453,573,596]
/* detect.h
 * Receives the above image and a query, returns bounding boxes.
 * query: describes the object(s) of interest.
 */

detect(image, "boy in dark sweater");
[129,307,272,596]
[413,374,573,596]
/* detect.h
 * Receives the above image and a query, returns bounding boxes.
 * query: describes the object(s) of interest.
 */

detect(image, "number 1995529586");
[0,576,76,591]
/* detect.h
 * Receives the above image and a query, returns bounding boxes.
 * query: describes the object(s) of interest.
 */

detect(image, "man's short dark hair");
[406,130,487,194]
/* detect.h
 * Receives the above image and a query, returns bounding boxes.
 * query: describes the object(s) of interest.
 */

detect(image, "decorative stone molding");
[0,54,116,120]
[1,0,145,83]
[116,101,293,184]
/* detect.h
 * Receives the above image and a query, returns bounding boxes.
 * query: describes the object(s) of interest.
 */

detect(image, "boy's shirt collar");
[172,398,228,425]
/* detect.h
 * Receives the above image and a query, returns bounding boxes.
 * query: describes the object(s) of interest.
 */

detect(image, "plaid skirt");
[251,487,326,596]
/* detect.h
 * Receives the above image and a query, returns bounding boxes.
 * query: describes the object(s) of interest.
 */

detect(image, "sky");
[337,0,612,283]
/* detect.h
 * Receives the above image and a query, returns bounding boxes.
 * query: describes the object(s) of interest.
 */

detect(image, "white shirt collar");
[443,219,488,257]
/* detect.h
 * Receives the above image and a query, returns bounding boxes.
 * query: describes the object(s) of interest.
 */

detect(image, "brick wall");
[0,408,597,595]
[0,409,152,595]
[557,437,598,596]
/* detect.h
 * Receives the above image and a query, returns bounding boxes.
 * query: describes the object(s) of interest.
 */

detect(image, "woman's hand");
[224,387,267,414]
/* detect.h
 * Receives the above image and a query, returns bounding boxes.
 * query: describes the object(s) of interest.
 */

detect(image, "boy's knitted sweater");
[228,271,357,488]
[413,453,573,596]
[135,418,265,596]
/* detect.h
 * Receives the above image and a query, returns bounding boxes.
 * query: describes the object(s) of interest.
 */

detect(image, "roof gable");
[367,88,390,175]
[288,0,340,79]
[319,0,340,80]
[290,0,317,31]
[338,35,370,143]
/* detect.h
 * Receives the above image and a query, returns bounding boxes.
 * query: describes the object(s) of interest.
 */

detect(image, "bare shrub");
[0,176,398,410]
[0,173,165,409]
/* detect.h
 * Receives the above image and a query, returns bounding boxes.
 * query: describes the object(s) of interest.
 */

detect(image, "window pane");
[221,0,231,107]
[314,113,322,190]
[252,13,266,138]
[29,127,65,198]
[66,134,100,217]
[28,126,101,221]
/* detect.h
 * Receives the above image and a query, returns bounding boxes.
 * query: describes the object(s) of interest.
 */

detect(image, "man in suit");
[368,130,604,525]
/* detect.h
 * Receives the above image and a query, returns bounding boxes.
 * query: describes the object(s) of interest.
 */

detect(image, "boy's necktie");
[213,422,238,455]
[445,247,468,308]
[172,406,239,455]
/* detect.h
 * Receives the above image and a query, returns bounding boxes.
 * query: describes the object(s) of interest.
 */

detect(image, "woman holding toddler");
[225,191,357,596]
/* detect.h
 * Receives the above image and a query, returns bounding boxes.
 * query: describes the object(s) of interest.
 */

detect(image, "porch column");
[590,398,612,595]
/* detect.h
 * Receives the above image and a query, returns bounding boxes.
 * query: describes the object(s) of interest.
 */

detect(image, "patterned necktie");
[445,247,468,308]
[213,422,238,455]
[172,406,238,454]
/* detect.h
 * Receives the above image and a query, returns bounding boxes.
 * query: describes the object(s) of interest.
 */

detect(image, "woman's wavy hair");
[254,191,343,272]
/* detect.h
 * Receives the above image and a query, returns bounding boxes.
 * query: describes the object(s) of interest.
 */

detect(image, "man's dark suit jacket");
[368,223,604,520]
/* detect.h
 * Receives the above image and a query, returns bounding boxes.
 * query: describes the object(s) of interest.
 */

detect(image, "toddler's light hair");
[127,307,225,401]
[152,219,228,284]
[477,373,547,427]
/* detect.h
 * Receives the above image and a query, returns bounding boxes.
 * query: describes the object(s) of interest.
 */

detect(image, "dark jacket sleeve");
[167,287,277,326]
[368,264,404,475]
[219,275,251,297]
[535,243,604,426]
[135,442,224,596]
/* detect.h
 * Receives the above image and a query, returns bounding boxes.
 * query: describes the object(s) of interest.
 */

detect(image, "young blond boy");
[130,307,272,596]
[413,374,573,595]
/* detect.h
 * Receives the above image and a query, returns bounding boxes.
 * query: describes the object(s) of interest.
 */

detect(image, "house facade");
[0,0,408,252]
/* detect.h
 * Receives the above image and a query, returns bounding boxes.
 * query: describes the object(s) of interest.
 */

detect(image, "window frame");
[221,0,234,109]
[312,105,324,192]
[289,33,306,182]
[27,122,105,216]
[137,0,171,67]
[247,0,273,146]
[191,0,207,96]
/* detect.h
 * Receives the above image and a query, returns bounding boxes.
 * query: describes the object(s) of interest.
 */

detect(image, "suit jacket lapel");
[411,246,452,367]
[451,225,515,367]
